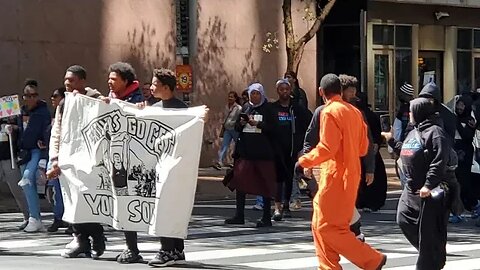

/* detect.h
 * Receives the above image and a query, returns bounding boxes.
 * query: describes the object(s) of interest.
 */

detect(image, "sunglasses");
[23,93,39,99]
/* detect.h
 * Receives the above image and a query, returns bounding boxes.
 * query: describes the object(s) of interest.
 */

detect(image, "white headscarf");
[248,83,267,108]
[275,78,291,88]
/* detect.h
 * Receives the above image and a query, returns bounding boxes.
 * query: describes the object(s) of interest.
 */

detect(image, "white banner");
[58,93,206,238]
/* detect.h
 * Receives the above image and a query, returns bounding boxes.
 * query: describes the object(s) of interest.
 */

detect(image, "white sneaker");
[65,235,78,249]
[18,220,29,231]
[24,217,44,233]
[356,233,365,242]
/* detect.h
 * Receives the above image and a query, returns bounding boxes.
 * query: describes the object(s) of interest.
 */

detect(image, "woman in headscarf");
[397,97,450,270]
[225,83,277,227]
[355,92,388,212]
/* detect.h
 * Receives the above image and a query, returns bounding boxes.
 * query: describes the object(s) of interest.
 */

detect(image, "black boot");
[62,234,91,258]
[91,234,106,259]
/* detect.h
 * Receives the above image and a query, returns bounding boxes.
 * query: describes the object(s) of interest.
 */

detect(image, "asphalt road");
[1,191,480,270]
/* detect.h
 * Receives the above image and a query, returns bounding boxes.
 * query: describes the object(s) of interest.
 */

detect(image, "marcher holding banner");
[46,65,106,258]
[144,68,189,267]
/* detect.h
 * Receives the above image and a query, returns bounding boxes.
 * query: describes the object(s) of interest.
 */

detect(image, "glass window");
[474,30,480,49]
[458,29,473,50]
[457,51,472,93]
[395,26,412,48]
[373,25,394,45]
[374,54,389,111]
[475,57,480,91]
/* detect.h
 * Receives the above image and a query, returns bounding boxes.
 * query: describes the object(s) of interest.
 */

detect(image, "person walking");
[1,116,29,230]
[299,74,386,270]
[213,91,242,170]
[271,79,311,220]
[18,81,51,233]
[397,97,450,270]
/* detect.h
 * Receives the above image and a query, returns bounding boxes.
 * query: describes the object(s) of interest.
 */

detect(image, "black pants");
[236,191,271,221]
[456,165,477,211]
[275,154,296,205]
[160,237,184,252]
[124,231,139,253]
[397,188,449,270]
[72,223,104,242]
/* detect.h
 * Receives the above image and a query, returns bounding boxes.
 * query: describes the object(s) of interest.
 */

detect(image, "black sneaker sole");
[148,260,176,267]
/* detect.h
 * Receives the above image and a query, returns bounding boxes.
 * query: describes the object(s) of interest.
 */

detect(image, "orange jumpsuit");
[299,95,383,270]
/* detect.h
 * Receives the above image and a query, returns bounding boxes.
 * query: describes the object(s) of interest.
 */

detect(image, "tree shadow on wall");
[241,34,259,85]
[125,22,176,83]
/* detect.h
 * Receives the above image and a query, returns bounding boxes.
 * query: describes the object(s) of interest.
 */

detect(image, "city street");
[1,191,480,270]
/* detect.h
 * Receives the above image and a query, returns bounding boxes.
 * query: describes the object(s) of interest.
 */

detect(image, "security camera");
[435,12,450,21]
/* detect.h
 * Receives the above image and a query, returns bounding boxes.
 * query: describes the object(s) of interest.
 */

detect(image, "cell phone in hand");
[240,113,249,121]
[380,115,391,132]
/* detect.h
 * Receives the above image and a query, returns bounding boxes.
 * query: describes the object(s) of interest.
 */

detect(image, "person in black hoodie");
[225,83,277,228]
[355,91,388,212]
[270,79,311,221]
[452,95,477,213]
[18,81,51,233]
[397,97,450,270]
[284,71,309,110]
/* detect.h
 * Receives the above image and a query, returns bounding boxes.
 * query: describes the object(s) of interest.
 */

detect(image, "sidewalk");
[0,159,401,213]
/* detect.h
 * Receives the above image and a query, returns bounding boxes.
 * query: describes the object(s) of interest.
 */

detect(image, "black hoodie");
[400,98,449,192]
[453,95,475,165]
[418,83,456,143]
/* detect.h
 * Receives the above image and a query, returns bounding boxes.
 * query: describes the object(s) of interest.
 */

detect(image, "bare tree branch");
[296,0,336,47]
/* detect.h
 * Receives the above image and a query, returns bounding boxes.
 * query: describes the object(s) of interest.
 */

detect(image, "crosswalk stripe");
[386,258,480,270]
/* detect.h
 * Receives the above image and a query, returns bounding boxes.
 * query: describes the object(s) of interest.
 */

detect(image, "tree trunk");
[286,43,306,74]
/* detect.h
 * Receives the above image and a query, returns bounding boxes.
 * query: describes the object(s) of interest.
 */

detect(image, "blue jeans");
[218,129,238,164]
[20,149,41,220]
[47,161,64,220]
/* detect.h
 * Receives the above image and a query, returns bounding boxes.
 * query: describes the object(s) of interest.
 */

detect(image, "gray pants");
[0,159,28,220]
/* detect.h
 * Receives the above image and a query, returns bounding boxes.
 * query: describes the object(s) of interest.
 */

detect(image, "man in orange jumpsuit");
[299,74,386,270]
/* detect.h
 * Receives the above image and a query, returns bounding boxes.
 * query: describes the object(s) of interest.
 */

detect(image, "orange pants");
[311,191,383,270]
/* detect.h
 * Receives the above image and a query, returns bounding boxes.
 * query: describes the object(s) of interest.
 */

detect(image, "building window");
[395,26,412,48]
[373,25,394,45]
[458,51,473,93]
[396,50,412,93]
[458,29,473,50]
[474,30,480,49]
[374,54,390,112]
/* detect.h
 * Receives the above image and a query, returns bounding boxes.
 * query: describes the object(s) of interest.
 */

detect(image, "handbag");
[222,168,235,191]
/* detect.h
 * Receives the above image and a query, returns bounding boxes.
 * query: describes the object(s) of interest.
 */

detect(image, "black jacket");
[20,100,51,150]
[400,114,449,192]
[271,100,312,158]
[453,95,475,165]
[234,102,277,161]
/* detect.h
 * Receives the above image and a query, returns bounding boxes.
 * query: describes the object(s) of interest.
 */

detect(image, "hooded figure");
[419,83,456,143]
[397,97,450,270]
[452,94,478,212]
[355,92,388,211]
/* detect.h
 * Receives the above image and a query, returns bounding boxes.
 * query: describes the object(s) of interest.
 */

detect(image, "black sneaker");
[148,250,176,267]
[256,219,272,228]
[65,225,74,235]
[91,235,106,259]
[172,249,186,264]
[61,239,91,258]
[47,219,67,232]
[272,210,283,221]
[224,216,245,225]
[116,249,143,264]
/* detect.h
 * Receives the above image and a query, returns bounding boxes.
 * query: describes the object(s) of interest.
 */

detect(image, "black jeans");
[72,223,104,242]
[160,237,184,252]
[124,231,139,253]
[236,191,271,221]
[397,188,449,270]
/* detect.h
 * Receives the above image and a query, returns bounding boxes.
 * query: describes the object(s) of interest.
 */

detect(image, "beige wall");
[191,0,317,166]
[0,0,175,105]
[0,0,317,167]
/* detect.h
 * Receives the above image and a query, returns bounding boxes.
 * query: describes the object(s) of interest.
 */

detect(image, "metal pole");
[8,132,16,169]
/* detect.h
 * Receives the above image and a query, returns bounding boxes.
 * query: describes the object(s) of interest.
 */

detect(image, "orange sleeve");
[299,110,342,168]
